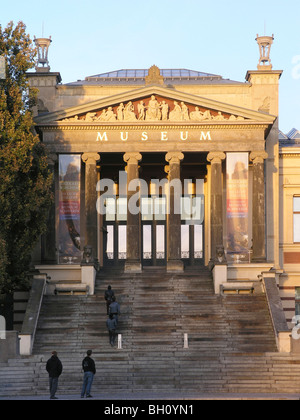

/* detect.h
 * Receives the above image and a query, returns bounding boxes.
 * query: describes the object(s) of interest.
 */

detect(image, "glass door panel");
[194,224,203,259]
[118,225,127,260]
[143,225,152,260]
[181,225,190,259]
[156,225,165,260]
[106,225,114,260]
[180,193,205,265]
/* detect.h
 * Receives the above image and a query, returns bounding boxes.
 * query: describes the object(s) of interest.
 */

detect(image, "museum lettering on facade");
[27,36,300,327]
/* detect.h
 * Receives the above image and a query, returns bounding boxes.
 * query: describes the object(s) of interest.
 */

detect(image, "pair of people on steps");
[46,350,96,399]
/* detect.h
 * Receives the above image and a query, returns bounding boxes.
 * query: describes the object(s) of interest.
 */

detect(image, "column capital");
[82,152,100,165]
[165,151,184,164]
[250,151,268,164]
[123,152,142,165]
[207,152,226,164]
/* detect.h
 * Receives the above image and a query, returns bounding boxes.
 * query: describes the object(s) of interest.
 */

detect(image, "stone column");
[207,152,226,261]
[123,152,142,273]
[82,153,100,260]
[250,151,268,261]
[165,152,184,272]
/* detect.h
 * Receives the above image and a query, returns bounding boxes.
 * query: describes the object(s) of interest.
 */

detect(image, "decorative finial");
[33,36,52,72]
[145,65,164,86]
[256,34,274,70]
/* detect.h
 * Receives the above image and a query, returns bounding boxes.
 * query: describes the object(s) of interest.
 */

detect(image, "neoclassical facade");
[28,36,290,304]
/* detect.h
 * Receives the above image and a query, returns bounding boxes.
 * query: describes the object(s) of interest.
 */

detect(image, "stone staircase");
[1,267,300,397]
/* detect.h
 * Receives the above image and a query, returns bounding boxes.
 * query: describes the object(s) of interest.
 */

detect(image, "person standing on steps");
[46,351,63,400]
[109,296,121,324]
[106,314,118,347]
[81,350,96,398]
[104,285,115,315]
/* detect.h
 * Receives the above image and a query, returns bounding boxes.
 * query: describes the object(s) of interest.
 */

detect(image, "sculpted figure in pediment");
[97,107,117,122]
[62,115,79,122]
[105,107,117,122]
[85,112,97,122]
[138,101,146,120]
[228,114,245,121]
[117,103,125,121]
[98,109,108,121]
[124,102,137,121]
[190,107,213,121]
[213,111,225,121]
[181,102,190,121]
[145,95,161,121]
[169,101,182,121]
[161,101,169,121]
[190,107,202,121]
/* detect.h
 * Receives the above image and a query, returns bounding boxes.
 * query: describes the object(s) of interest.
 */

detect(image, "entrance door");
[102,193,204,267]
[141,197,167,266]
[181,194,205,266]
[103,197,127,267]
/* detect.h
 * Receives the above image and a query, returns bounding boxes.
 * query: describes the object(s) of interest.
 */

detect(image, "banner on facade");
[226,153,249,262]
[59,155,81,263]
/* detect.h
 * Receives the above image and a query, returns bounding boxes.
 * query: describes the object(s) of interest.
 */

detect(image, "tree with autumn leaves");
[0,22,53,294]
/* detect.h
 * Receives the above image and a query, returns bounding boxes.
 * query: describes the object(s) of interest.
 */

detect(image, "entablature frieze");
[39,121,268,150]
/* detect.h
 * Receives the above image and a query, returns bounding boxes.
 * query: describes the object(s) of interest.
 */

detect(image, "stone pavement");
[1,392,300,400]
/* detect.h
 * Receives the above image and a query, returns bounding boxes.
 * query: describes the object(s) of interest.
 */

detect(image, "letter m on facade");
[200,132,212,141]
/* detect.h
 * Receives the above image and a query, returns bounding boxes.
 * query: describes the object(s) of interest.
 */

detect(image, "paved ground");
[1,392,300,400]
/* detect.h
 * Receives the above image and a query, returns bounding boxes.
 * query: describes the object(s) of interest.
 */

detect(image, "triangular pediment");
[35,85,276,125]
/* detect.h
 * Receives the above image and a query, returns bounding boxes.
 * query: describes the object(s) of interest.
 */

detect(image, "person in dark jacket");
[46,351,63,399]
[104,285,115,315]
[106,314,118,347]
[81,350,96,398]
[109,296,120,324]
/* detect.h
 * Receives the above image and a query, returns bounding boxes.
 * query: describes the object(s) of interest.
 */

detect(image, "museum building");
[26,35,300,326]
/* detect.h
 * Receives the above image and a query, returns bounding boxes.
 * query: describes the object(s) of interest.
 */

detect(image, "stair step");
[2,268,295,397]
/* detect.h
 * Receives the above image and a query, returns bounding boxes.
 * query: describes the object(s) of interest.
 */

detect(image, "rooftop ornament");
[34,36,52,72]
[256,34,274,70]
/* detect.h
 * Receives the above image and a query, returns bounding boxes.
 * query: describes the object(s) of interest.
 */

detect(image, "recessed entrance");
[99,152,207,268]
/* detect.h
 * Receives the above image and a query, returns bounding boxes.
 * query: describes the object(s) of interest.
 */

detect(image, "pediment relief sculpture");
[61,95,246,123]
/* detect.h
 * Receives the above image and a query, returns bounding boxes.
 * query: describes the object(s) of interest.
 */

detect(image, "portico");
[32,81,275,272]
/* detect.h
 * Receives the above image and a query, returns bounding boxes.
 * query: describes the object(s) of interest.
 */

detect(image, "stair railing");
[19,274,47,356]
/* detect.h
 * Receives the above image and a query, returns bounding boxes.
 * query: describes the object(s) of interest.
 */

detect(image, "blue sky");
[1,0,299,133]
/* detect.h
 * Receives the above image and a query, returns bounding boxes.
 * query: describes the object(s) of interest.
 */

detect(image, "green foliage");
[0,22,53,293]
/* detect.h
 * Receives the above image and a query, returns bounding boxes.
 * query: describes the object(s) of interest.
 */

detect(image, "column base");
[124,260,142,274]
[167,259,184,273]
